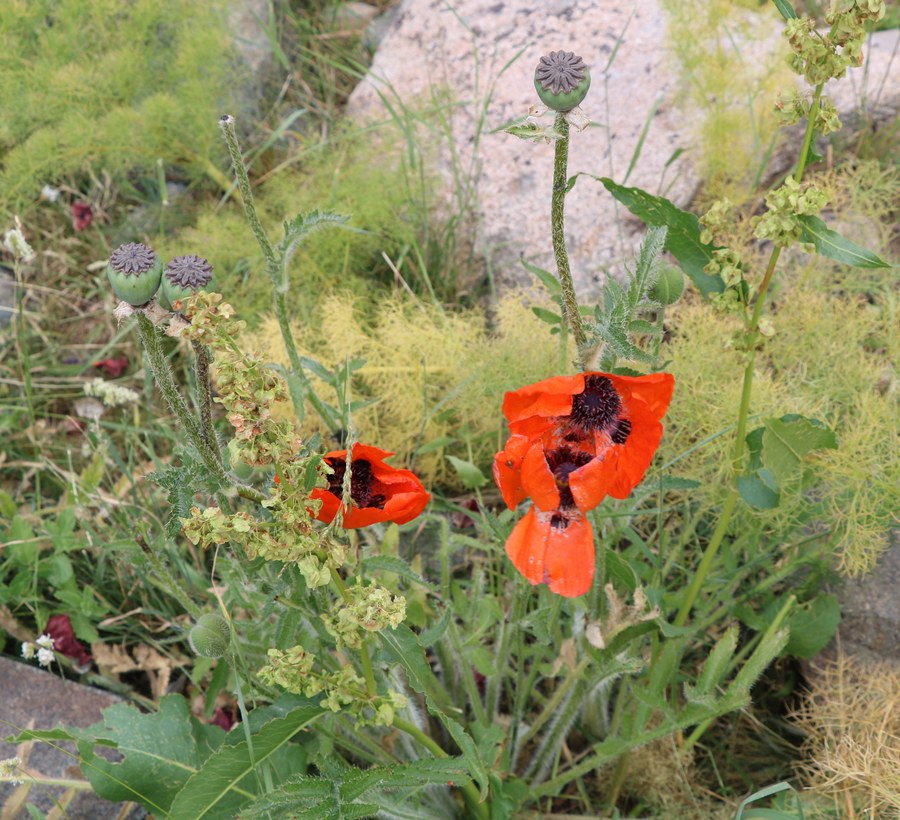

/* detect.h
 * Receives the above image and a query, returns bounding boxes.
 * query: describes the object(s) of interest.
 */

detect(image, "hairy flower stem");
[136,314,265,505]
[551,113,589,367]
[218,115,336,433]
[392,717,489,820]
[673,83,824,628]
[191,340,216,452]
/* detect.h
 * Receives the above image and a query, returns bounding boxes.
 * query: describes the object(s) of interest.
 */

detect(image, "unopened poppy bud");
[159,254,214,312]
[651,265,685,306]
[188,613,231,658]
[534,50,591,112]
[106,243,163,306]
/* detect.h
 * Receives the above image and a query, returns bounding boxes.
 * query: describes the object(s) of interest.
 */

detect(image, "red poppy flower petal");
[504,507,548,586]
[542,514,595,598]
[568,457,612,512]
[311,487,342,523]
[610,372,675,419]
[383,488,431,525]
[493,434,531,509]
[503,374,584,425]
[521,440,561,512]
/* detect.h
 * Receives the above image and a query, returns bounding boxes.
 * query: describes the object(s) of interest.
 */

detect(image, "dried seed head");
[535,51,587,95]
[165,254,214,289]
[109,242,159,277]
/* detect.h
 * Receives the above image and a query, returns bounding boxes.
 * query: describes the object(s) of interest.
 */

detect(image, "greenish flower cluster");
[258,646,408,726]
[774,93,841,135]
[323,581,407,649]
[699,198,734,246]
[705,248,744,289]
[784,2,883,86]
[181,503,334,588]
[752,177,828,247]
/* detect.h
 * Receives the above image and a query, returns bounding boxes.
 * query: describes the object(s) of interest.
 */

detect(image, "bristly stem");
[218,114,337,434]
[191,340,216,453]
[135,313,265,505]
[551,113,589,367]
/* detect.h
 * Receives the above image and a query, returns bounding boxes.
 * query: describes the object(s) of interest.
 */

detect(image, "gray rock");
[0,657,145,819]
[348,0,697,297]
[0,265,16,328]
[837,536,900,661]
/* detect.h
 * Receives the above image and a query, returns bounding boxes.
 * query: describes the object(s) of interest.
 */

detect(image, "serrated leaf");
[731,628,789,695]
[78,695,226,814]
[168,702,324,819]
[785,595,840,659]
[697,627,738,695]
[761,414,838,485]
[379,624,437,696]
[445,456,488,489]
[418,606,452,647]
[278,211,351,265]
[599,179,725,297]
[796,215,892,268]
[771,0,798,19]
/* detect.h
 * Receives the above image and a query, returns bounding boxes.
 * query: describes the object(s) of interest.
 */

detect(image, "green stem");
[673,82,825,626]
[191,340,216,452]
[136,314,265,505]
[517,657,589,750]
[393,718,489,820]
[551,113,588,366]
[218,114,337,434]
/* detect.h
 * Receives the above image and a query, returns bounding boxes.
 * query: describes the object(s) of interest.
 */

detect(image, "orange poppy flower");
[495,372,674,513]
[311,443,430,529]
[505,507,595,598]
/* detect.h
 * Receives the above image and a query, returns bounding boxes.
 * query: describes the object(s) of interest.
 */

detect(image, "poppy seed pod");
[188,613,231,658]
[534,50,591,112]
[106,243,163,306]
[159,254,214,311]
[651,265,685,306]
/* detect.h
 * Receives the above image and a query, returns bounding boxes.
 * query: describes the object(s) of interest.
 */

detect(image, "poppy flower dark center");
[545,447,593,511]
[326,458,386,510]
[569,375,621,433]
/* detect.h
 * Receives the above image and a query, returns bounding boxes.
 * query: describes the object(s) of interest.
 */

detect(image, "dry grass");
[790,650,900,817]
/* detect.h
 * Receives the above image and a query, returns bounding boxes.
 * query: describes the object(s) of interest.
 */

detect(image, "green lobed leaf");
[168,702,325,819]
[278,210,352,265]
[796,214,892,269]
[520,258,561,293]
[785,595,841,659]
[761,414,838,485]
[428,708,490,800]
[737,474,781,510]
[599,179,725,297]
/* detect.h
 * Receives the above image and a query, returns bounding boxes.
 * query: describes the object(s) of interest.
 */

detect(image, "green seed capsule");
[106,243,163,306]
[188,613,230,658]
[534,51,591,112]
[159,254,215,312]
[651,265,685,305]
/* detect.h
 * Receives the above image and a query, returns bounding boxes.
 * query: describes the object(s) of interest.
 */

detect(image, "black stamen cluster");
[569,375,621,433]
[326,458,386,510]
[545,446,593,510]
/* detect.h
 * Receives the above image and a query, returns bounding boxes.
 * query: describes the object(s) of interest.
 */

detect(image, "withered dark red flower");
[311,443,430,529]
[494,371,674,597]
[92,356,129,378]
[71,201,93,232]
[45,614,92,670]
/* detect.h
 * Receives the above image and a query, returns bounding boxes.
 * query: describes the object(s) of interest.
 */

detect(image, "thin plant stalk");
[674,83,824,626]
[551,113,589,366]
[191,340,216,452]
[218,114,337,433]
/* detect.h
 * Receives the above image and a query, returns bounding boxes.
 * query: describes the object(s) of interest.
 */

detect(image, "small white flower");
[83,378,140,408]
[36,647,55,667]
[20,642,35,660]
[36,634,55,650]
[40,185,61,203]
[0,756,24,785]
[3,226,35,262]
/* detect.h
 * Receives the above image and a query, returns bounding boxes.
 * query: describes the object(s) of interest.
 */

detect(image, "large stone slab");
[0,657,144,819]
[348,0,696,296]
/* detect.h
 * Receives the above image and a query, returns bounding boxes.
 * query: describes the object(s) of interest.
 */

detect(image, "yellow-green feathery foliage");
[0,0,237,218]
[155,126,422,322]
[662,0,790,202]
[663,283,897,577]
[248,290,568,487]
[790,651,900,816]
